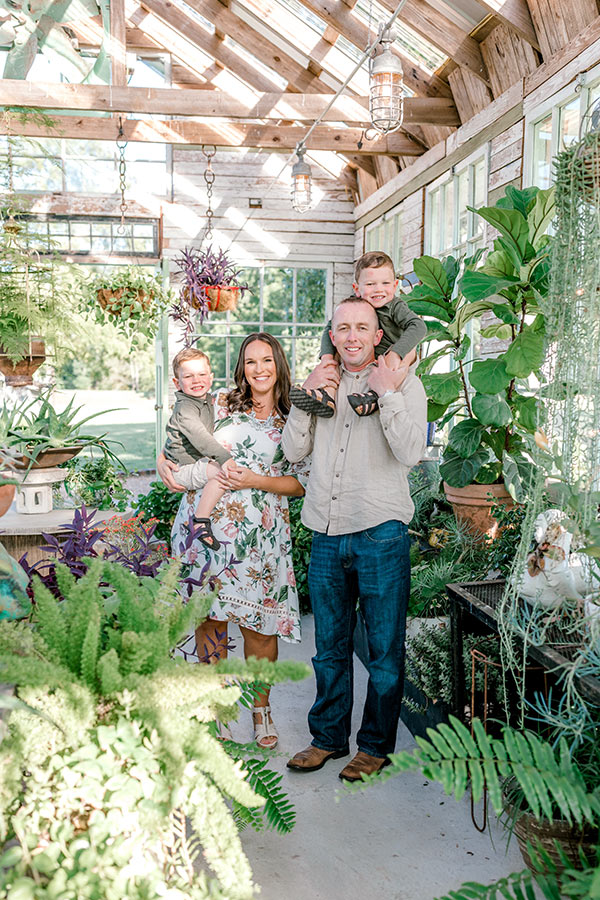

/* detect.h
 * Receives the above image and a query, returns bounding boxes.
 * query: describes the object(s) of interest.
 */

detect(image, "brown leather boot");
[338,750,391,782]
[287,745,349,772]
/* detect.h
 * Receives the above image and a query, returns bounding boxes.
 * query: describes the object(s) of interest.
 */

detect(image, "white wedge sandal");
[252,705,278,749]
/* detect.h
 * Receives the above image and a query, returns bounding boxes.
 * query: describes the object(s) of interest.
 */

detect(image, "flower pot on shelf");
[16,445,83,470]
[443,481,514,540]
[0,484,15,517]
[0,339,46,386]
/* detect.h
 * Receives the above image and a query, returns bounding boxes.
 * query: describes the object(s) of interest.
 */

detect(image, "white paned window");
[425,151,487,260]
[193,264,332,388]
[526,67,600,189]
[365,208,402,274]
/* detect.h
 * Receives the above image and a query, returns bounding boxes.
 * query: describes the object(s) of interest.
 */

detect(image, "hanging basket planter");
[96,287,153,316]
[0,339,46,386]
[203,285,240,312]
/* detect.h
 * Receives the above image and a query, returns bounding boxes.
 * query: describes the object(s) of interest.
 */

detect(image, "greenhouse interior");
[1,0,600,897]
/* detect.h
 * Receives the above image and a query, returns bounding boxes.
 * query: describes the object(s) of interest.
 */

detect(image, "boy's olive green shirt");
[164,391,232,467]
[320,296,427,360]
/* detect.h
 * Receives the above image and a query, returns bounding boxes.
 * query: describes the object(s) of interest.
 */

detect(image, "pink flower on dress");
[261,506,274,530]
[222,522,239,539]
[287,568,296,587]
[267,429,282,443]
[277,615,295,637]
[264,596,278,608]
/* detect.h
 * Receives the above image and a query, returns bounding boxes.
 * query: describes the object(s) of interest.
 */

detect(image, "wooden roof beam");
[377,0,489,83]
[475,0,540,49]
[0,113,426,153]
[276,0,452,97]
[110,0,127,86]
[0,80,459,123]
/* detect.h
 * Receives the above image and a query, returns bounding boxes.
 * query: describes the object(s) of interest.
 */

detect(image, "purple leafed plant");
[170,245,251,340]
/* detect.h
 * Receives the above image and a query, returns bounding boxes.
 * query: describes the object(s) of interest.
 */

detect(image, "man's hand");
[157,452,186,492]
[368,354,410,397]
[302,358,340,392]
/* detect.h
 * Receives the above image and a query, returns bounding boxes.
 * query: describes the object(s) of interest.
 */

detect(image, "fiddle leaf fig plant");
[408,185,554,501]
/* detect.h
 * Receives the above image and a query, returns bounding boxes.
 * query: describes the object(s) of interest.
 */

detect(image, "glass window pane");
[262,267,293,323]
[129,161,168,194]
[63,139,111,159]
[457,170,468,244]
[560,97,580,149]
[65,158,115,192]
[296,268,326,323]
[443,179,454,252]
[232,268,260,321]
[13,157,62,191]
[533,113,553,189]
[429,190,439,255]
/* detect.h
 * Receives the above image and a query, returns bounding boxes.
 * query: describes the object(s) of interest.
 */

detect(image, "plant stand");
[13,466,67,515]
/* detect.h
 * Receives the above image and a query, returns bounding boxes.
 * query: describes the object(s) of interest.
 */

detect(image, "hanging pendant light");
[369,26,404,134]
[291,147,312,213]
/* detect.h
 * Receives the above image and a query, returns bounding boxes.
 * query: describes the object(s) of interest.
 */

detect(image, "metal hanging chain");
[202,144,217,243]
[116,116,128,235]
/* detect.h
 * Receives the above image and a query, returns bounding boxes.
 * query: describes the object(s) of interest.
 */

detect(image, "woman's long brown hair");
[225,332,291,417]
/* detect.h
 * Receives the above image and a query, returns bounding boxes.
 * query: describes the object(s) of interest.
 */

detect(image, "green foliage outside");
[289,496,313,615]
[0,559,310,898]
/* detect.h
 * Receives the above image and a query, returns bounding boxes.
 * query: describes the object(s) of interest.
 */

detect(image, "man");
[282,297,427,782]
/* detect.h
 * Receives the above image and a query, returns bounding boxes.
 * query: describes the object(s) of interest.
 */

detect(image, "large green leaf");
[527,186,555,248]
[475,463,502,484]
[502,451,530,502]
[421,370,462,405]
[460,269,520,302]
[480,249,515,279]
[417,344,453,375]
[413,256,449,297]
[439,447,488,488]
[448,419,485,458]
[407,300,454,322]
[472,392,512,427]
[469,205,529,267]
[427,400,450,423]
[496,185,539,217]
[503,326,546,378]
[489,302,520,325]
[469,358,511,395]
[442,255,460,287]
[480,322,513,341]
[512,395,539,431]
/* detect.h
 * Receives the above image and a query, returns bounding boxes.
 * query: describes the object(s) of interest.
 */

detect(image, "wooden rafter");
[0,112,425,153]
[272,0,452,97]
[0,79,459,124]
[474,0,540,49]
[376,0,488,83]
[110,0,127,86]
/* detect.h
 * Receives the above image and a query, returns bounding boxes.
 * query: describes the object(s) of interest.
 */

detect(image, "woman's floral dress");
[172,392,302,643]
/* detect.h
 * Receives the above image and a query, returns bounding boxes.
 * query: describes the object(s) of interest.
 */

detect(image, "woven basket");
[514,809,598,874]
[96,288,152,316]
[203,285,240,312]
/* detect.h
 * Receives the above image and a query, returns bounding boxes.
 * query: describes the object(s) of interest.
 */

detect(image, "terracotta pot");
[96,288,152,316]
[16,445,83,469]
[0,339,46,386]
[0,483,15,517]
[443,481,514,540]
[513,809,598,874]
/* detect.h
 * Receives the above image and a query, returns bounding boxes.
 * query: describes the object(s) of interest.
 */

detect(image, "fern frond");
[80,604,100,688]
[434,869,536,900]
[31,578,68,665]
[243,758,296,834]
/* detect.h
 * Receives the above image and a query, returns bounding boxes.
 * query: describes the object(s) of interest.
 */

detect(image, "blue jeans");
[307,520,410,758]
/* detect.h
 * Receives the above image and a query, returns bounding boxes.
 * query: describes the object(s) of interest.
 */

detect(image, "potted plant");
[84,267,170,345]
[0,223,81,385]
[407,185,555,535]
[170,245,251,345]
[0,558,309,897]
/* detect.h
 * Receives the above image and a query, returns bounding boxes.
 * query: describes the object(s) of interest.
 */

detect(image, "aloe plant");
[408,185,555,501]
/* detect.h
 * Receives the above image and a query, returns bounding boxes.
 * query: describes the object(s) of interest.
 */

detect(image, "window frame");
[424,146,489,260]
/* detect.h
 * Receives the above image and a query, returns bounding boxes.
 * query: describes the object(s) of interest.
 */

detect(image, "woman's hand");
[157,452,186,492]
[216,464,258,491]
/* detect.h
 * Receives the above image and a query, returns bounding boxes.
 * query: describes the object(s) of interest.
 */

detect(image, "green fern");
[242,758,296,834]
[434,869,536,900]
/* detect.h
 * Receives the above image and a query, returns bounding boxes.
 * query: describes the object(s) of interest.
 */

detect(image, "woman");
[159,333,305,749]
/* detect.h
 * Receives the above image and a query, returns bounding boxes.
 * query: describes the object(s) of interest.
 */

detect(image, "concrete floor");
[229,615,525,900]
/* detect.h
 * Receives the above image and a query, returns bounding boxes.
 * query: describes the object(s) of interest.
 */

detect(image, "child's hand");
[321,353,337,364]
[386,350,402,371]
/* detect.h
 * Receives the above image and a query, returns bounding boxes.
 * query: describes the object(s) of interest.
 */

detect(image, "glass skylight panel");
[273,0,327,35]
[172,0,215,34]
[223,35,288,89]
[354,0,447,73]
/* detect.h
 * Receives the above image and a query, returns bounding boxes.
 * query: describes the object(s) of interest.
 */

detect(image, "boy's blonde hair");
[354,251,397,281]
[172,347,211,378]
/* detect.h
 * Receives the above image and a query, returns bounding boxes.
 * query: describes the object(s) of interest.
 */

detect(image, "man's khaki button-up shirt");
[281,361,427,535]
